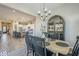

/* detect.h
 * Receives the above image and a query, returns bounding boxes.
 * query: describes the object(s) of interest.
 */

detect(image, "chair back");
[32,36,46,56]
[25,33,32,51]
[44,32,59,39]
[72,36,79,56]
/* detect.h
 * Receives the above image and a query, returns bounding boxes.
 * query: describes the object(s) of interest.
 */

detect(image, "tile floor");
[0,33,29,56]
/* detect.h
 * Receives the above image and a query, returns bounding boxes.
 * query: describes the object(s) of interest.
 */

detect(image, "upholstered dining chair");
[43,32,59,40]
[32,36,47,56]
[25,33,33,56]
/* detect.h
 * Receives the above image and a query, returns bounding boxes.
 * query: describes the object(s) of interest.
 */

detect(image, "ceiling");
[2,3,64,16]
[0,3,65,24]
[1,3,79,22]
[0,4,36,24]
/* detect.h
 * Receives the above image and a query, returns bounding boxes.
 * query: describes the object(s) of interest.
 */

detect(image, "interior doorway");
[2,25,7,33]
[1,20,13,36]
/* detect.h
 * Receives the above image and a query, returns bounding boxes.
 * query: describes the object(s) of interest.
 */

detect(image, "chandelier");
[37,3,51,21]
[37,3,52,37]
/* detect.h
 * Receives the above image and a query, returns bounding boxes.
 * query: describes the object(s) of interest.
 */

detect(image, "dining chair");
[51,33,59,40]
[59,36,79,56]
[43,32,48,38]
[32,36,47,56]
[44,32,59,40]
[71,36,79,56]
[13,31,20,38]
[25,33,33,56]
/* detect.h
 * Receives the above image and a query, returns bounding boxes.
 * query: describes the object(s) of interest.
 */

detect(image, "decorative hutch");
[47,15,64,40]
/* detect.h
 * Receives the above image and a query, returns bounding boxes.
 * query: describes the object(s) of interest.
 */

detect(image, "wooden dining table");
[46,40,71,56]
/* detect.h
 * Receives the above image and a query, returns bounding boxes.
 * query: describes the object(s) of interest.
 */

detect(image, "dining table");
[46,40,72,56]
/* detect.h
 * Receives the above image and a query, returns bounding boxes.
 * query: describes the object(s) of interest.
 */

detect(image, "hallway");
[0,33,26,55]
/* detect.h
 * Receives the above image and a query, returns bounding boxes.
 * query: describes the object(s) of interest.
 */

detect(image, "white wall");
[35,4,79,47]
